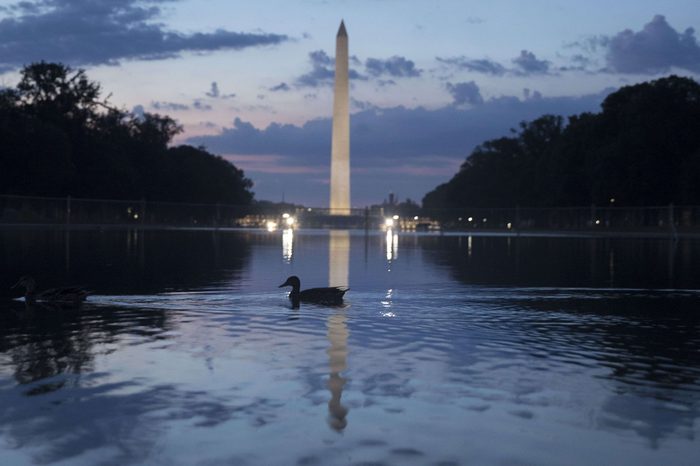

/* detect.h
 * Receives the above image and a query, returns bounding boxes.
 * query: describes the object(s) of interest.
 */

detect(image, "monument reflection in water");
[279,228,350,431]
[326,230,350,431]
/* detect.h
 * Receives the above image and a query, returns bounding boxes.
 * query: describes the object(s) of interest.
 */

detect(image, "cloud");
[351,98,378,111]
[377,79,397,87]
[206,82,220,98]
[437,56,507,76]
[365,56,422,78]
[151,101,189,111]
[0,0,288,71]
[446,81,483,106]
[295,50,335,87]
[605,15,700,74]
[293,49,385,88]
[188,89,609,170]
[187,89,610,204]
[512,50,551,75]
[131,104,145,118]
[269,82,291,92]
[204,81,235,99]
[438,51,552,76]
[192,99,212,111]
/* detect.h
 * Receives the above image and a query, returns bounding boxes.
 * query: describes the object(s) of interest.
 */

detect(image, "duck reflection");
[0,305,171,389]
[327,230,349,431]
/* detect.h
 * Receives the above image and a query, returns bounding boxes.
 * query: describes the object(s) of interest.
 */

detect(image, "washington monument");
[330,20,350,215]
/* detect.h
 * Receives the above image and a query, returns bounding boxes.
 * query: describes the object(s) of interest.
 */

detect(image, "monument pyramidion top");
[337,20,347,37]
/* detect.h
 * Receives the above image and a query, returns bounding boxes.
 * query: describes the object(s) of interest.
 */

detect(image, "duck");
[12,275,89,308]
[279,275,348,306]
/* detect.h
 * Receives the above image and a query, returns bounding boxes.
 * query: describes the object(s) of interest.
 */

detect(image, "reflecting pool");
[1,229,699,465]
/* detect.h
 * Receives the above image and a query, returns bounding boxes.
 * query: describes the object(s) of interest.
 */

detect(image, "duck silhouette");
[279,275,348,306]
[12,275,89,308]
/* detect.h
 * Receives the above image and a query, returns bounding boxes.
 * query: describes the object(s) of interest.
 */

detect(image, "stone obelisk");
[330,20,350,215]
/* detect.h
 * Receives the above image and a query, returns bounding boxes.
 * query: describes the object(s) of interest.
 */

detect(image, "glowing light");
[307,208,312,212]
[133,214,139,219]
[610,198,615,204]
[285,216,295,226]
[458,217,462,221]
[467,217,473,222]
[282,228,293,262]
[413,216,419,220]
[392,214,399,220]
[482,218,487,223]
[385,217,394,227]
[282,213,290,219]
[595,219,601,225]
[507,222,512,229]
[385,230,398,261]
[266,220,278,231]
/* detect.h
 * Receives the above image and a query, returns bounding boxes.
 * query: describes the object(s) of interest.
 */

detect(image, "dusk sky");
[2,0,700,206]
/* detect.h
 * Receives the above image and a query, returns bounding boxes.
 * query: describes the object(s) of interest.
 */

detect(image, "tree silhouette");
[1,62,254,204]
[424,76,700,208]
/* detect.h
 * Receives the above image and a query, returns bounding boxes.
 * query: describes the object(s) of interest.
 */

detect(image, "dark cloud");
[605,15,700,74]
[522,88,543,100]
[295,50,335,87]
[205,81,235,99]
[438,51,552,76]
[151,101,189,111]
[188,89,610,204]
[188,89,609,170]
[351,98,378,111]
[131,104,145,118]
[512,50,551,75]
[150,99,212,112]
[436,56,507,76]
[295,49,366,87]
[206,82,219,98]
[269,82,291,92]
[446,81,484,106]
[0,0,288,71]
[565,54,594,71]
[192,99,212,111]
[365,56,421,78]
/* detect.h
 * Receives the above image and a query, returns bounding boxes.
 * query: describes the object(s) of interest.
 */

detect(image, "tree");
[0,62,254,205]
[16,62,103,125]
[423,76,700,208]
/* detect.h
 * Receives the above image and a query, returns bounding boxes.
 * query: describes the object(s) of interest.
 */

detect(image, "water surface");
[1,229,699,465]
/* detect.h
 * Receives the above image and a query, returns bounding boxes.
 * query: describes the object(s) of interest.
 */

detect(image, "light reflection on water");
[0,229,699,465]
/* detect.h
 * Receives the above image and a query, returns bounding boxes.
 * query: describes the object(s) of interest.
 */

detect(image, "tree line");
[0,62,253,205]
[423,76,700,209]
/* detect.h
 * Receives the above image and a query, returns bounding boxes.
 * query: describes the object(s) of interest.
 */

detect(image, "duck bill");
[279,282,288,288]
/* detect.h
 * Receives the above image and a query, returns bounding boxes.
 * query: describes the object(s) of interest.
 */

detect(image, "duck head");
[12,275,36,292]
[279,275,301,291]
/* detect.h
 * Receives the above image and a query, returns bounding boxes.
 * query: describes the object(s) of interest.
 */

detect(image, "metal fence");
[421,204,700,234]
[0,195,382,229]
[2,194,699,235]
[0,194,250,227]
